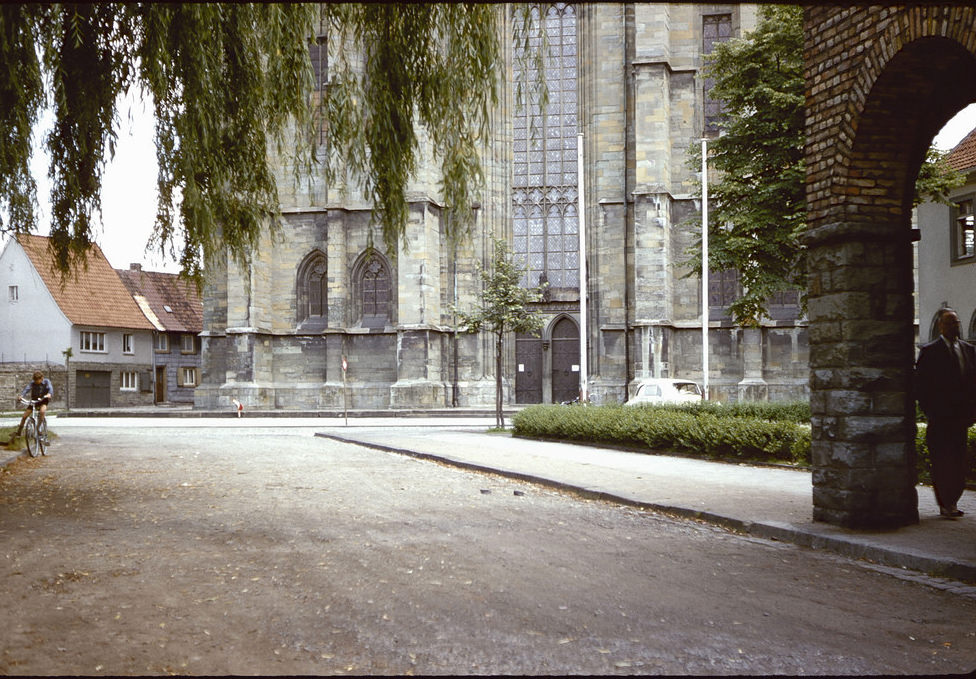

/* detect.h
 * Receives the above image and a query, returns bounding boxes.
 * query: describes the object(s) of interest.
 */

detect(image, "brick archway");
[804,6,976,528]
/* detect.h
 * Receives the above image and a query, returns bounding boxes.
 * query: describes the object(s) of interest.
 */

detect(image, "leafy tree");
[688,4,964,326]
[0,3,512,278]
[457,238,545,428]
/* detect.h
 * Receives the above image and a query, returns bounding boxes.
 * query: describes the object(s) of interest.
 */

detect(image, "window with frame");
[953,198,975,261]
[120,371,138,391]
[180,333,197,354]
[8,285,18,302]
[297,251,328,329]
[708,268,740,319]
[80,331,106,352]
[178,366,199,388]
[512,3,579,290]
[154,333,170,353]
[122,333,133,354]
[309,13,329,147]
[360,256,391,328]
[703,13,733,135]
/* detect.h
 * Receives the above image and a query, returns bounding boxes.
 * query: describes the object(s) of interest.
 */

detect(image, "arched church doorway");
[551,316,580,403]
[515,332,543,404]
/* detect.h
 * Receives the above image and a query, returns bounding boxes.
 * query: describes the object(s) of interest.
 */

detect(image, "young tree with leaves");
[688,4,963,326]
[457,238,544,429]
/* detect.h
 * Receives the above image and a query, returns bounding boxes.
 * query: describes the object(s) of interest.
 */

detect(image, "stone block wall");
[0,363,67,409]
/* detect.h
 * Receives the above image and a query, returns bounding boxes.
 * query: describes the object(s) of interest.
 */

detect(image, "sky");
[11,98,976,275]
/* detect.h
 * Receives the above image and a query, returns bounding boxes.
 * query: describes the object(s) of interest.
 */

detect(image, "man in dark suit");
[915,308,976,518]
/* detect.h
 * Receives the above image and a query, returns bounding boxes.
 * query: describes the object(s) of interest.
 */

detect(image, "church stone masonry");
[196,3,809,413]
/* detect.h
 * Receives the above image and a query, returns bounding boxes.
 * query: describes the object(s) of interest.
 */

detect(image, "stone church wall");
[197,3,809,411]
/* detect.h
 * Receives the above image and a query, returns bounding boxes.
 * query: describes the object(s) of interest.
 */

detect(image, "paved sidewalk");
[317,426,976,586]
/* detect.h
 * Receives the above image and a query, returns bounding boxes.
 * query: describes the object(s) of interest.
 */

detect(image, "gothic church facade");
[195,3,808,411]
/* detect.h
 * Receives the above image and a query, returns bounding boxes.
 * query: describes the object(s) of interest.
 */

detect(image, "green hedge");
[512,404,976,483]
[627,400,811,423]
[512,404,810,465]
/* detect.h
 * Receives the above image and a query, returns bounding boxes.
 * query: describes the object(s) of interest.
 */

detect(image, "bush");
[631,400,811,423]
[512,404,810,465]
[513,404,976,484]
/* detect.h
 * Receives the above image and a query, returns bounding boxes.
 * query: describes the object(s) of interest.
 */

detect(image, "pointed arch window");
[354,252,393,329]
[297,250,328,329]
[512,3,579,290]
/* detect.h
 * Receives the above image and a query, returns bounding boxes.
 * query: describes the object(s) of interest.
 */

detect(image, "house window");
[122,333,134,354]
[703,13,733,134]
[953,198,975,261]
[180,333,197,354]
[512,3,579,290]
[120,371,138,391]
[297,250,328,329]
[155,333,170,353]
[178,366,199,388]
[8,285,18,302]
[80,331,106,352]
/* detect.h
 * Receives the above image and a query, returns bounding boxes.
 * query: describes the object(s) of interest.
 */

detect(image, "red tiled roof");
[947,126,976,173]
[16,234,155,330]
[116,265,203,334]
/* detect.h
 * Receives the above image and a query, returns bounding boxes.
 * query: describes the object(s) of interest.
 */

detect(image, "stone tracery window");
[297,250,328,329]
[512,3,579,290]
[354,252,393,329]
[703,13,733,135]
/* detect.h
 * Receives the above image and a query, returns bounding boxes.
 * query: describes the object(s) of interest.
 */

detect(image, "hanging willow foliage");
[322,4,501,256]
[0,3,318,280]
[1,3,527,279]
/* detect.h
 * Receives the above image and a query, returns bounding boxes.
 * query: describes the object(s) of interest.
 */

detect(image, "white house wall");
[917,175,976,342]
[0,240,73,365]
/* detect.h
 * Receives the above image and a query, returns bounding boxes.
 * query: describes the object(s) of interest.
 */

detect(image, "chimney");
[130,263,142,271]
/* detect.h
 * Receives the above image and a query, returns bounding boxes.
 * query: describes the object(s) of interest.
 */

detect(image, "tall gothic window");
[512,3,579,290]
[354,252,392,329]
[297,250,328,329]
[702,13,732,135]
[309,13,329,146]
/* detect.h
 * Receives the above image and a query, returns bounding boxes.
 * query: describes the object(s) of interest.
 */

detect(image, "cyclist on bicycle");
[17,371,53,439]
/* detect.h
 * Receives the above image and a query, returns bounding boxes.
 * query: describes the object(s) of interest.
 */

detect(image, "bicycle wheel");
[37,419,47,455]
[24,419,38,457]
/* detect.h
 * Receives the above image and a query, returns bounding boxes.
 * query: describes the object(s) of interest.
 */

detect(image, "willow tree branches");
[1,3,318,278]
[322,4,499,255]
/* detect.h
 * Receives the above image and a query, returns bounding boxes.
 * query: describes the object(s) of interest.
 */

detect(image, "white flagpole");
[578,133,588,403]
[701,139,709,400]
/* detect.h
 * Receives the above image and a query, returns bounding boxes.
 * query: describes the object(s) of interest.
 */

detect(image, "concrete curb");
[56,408,519,419]
[1,449,26,470]
[317,432,976,584]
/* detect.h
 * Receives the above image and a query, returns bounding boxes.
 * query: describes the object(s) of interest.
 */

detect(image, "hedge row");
[630,400,811,423]
[512,405,976,483]
[512,404,811,465]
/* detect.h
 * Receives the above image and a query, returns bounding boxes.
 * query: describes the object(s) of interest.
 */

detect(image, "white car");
[625,378,704,406]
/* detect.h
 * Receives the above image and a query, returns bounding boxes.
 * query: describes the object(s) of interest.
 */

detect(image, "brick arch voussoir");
[824,9,976,230]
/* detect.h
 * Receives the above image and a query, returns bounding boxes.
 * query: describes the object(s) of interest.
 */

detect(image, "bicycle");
[18,396,48,457]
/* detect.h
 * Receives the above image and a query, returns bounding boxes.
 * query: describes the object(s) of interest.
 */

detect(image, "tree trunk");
[495,332,504,428]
